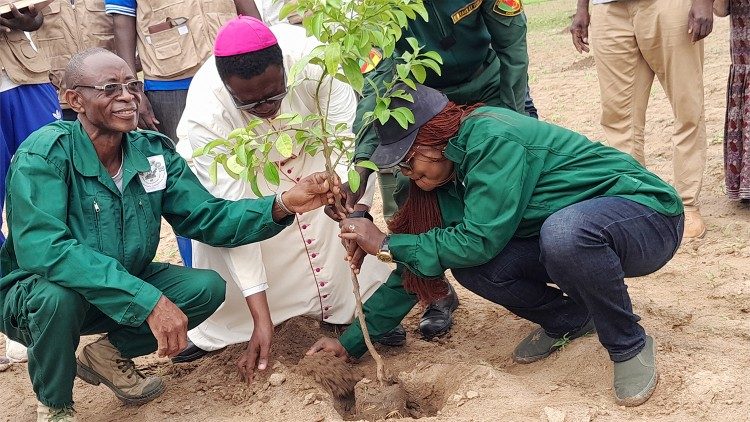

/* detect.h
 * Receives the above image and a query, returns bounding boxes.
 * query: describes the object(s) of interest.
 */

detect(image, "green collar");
[70,121,152,193]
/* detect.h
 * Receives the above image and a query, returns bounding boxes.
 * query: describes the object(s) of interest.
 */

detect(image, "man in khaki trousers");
[570,0,714,238]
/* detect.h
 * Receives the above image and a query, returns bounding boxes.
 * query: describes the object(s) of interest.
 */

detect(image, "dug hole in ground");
[2,0,750,420]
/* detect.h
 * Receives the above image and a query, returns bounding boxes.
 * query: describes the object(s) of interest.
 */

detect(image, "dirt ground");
[2,1,749,420]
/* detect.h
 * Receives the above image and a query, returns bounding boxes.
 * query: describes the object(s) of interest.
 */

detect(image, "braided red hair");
[387,101,484,303]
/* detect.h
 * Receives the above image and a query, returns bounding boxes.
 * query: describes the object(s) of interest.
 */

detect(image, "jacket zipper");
[93,200,103,250]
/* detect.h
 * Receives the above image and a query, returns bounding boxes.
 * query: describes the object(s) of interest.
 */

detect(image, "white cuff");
[242,283,269,297]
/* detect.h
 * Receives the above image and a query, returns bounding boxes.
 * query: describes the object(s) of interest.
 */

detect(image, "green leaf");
[275,133,294,158]
[402,77,417,90]
[209,160,218,185]
[348,169,361,193]
[356,160,379,172]
[263,161,281,186]
[311,13,324,38]
[226,154,244,175]
[236,143,247,165]
[396,63,410,81]
[415,6,429,21]
[406,37,419,52]
[203,138,229,155]
[422,50,443,64]
[324,43,342,77]
[278,1,297,19]
[249,174,264,198]
[191,146,205,157]
[391,108,410,129]
[227,128,246,139]
[421,58,442,76]
[411,64,427,83]
[342,59,364,92]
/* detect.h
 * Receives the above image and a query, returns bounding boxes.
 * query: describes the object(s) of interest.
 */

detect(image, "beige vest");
[0,30,51,85]
[33,0,114,106]
[136,0,236,81]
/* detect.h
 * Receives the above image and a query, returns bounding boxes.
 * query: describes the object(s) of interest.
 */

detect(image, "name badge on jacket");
[140,155,167,193]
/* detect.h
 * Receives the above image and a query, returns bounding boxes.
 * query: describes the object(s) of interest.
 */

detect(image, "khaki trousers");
[590,0,706,211]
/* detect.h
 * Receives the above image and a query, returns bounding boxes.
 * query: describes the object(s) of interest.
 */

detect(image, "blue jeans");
[452,197,683,362]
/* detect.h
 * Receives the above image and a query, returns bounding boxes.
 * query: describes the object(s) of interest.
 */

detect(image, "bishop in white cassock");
[175,22,393,364]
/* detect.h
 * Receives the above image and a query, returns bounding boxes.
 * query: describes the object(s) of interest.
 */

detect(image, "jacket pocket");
[84,0,115,50]
[144,25,200,77]
[35,1,65,41]
[4,31,50,74]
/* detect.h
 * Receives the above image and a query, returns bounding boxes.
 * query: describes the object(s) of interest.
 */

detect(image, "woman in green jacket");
[309,83,684,407]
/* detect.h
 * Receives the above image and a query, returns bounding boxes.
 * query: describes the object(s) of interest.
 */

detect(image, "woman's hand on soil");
[237,320,274,383]
[306,337,348,360]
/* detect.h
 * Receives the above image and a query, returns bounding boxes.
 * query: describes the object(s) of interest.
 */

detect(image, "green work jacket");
[398,0,491,88]
[354,0,528,162]
[340,107,683,357]
[0,121,291,328]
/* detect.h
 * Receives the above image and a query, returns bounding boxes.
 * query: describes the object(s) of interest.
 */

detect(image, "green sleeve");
[353,58,395,163]
[7,152,161,327]
[339,265,418,358]
[389,136,543,278]
[160,149,293,247]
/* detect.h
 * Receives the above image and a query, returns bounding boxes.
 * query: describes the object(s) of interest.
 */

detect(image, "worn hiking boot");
[614,335,658,406]
[37,402,76,422]
[683,210,706,239]
[512,319,596,364]
[76,336,165,405]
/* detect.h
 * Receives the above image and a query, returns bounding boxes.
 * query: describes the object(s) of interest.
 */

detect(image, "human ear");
[64,89,85,114]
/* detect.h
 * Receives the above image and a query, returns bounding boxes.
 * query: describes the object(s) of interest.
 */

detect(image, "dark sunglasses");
[74,80,144,97]
[230,73,288,111]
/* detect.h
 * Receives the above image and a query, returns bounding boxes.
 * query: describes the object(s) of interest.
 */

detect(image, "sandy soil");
[2,1,749,420]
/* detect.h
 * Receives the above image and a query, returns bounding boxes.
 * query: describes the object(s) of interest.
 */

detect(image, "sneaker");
[37,402,76,422]
[614,335,658,406]
[4,336,28,363]
[76,336,165,405]
[683,210,706,239]
[512,318,596,364]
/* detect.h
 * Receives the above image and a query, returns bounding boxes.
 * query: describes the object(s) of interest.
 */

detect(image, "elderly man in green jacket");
[310,84,684,407]
[0,48,340,422]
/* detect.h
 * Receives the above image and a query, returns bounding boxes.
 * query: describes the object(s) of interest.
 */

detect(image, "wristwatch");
[376,235,393,263]
[348,210,374,221]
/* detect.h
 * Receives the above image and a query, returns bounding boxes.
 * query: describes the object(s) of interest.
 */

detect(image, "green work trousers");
[0,263,226,408]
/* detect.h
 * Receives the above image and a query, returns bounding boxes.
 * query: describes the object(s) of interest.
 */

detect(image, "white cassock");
[176,24,391,351]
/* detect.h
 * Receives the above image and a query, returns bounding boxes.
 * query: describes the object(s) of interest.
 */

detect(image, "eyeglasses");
[397,145,446,172]
[232,90,288,111]
[230,73,288,111]
[74,81,144,97]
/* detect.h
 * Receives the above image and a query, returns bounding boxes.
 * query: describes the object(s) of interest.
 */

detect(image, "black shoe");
[419,281,459,339]
[375,324,406,347]
[171,341,209,364]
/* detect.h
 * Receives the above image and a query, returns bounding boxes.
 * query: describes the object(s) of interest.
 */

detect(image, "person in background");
[570,0,713,238]
[33,0,115,121]
[714,0,750,202]
[105,0,262,266]
[1,3,62,365]
[173,17,402,370]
